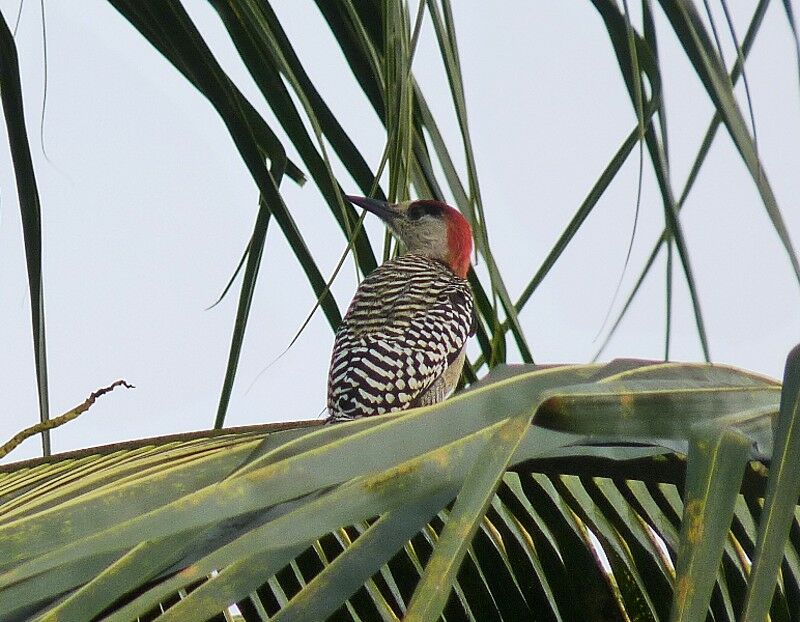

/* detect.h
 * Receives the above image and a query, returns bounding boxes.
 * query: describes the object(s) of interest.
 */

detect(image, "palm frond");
[2,352,800,620]
[0,7,50,455]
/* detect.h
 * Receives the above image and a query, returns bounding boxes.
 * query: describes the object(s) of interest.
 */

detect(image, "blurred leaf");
[515,123,647,326]
[108,0,346,428]
[215,197,272,428]
[658,0,800,286]
[425,0,533,365]
[595,0,771,360]
[671,426,750,621]
[592,0,711,361]
[743,344,800,621]
[0,9,49,455]
[210,0,379,271]
[783,0,800,92]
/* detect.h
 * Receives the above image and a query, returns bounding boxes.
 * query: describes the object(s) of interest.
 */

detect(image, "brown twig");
[0,380,135,460]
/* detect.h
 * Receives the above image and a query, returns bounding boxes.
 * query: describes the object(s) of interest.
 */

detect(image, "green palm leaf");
[2,354,800,620]
[0,9,50,455]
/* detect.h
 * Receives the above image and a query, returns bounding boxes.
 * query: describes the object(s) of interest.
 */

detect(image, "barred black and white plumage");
[326,196,476,423]
[327,253,475,422]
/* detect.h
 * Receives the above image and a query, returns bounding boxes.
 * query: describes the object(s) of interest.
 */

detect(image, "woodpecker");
[326,195,476,423]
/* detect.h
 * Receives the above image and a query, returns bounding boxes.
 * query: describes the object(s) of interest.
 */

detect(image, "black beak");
[345,195,397,222]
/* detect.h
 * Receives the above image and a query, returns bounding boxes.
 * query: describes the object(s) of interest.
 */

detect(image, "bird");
[326,195,476,423]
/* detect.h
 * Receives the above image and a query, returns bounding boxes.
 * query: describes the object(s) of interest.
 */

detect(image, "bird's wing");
[327,259,473,419]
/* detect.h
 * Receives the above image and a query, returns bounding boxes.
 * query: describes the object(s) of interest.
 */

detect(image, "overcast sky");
[1,1,799,463]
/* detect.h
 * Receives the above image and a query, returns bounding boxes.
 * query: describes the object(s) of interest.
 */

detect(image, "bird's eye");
[407,204,425,220]
[408,202,441,220]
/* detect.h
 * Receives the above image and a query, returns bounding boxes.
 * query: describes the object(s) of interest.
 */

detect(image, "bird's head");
[346,195,473,278]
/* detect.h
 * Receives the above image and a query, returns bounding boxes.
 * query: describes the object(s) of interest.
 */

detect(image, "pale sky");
[1,1,799,463]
